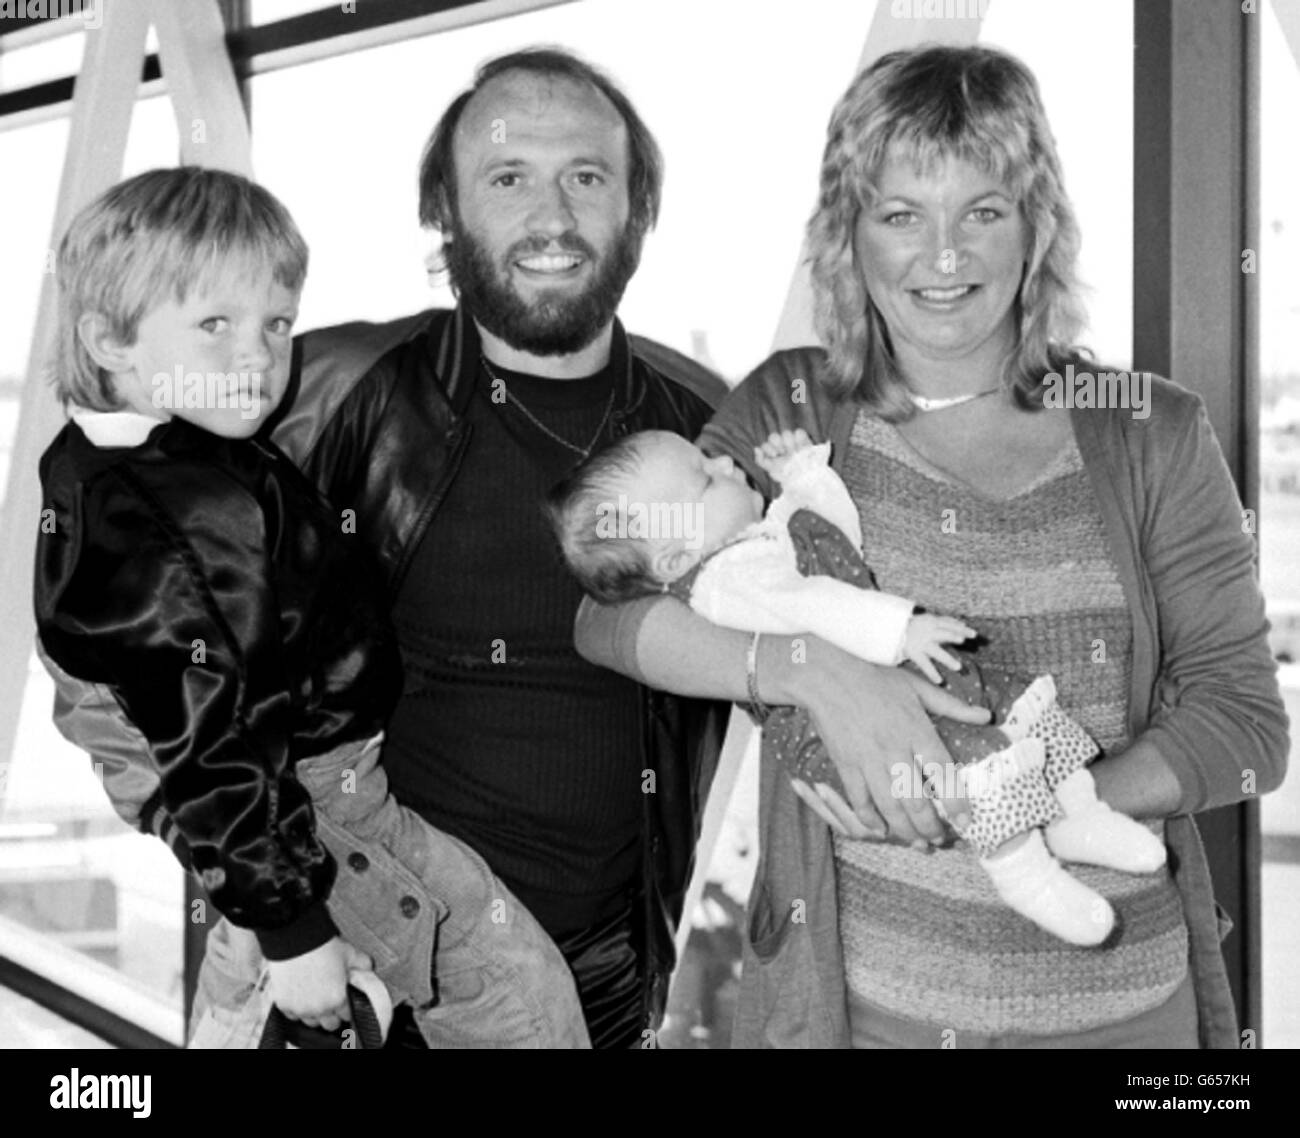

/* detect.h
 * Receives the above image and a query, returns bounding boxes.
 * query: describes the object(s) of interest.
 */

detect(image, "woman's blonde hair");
[807,44,1088,418]
[53,166,308,410]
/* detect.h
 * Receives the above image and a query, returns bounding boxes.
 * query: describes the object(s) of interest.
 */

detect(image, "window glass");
[0,28,84,93]
[0,98,184,1046]
[1258,0,1300,1051]
[980,0,1133,366]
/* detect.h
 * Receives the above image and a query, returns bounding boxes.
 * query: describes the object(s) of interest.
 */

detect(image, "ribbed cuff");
[255,902,338,962]
[139,798,194,872]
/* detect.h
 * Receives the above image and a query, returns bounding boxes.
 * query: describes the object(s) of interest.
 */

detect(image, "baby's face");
[627,432,765,580]
[112,260,300,438]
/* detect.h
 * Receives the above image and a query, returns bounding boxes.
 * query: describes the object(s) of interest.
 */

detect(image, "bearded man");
[317,47,728,1048]
[44,47,729,1049]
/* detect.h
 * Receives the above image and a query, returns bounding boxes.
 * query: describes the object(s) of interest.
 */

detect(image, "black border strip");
[0,955,177,1049]
[0,6,97,38]
[0,54,161,118]
[225,0,485,65]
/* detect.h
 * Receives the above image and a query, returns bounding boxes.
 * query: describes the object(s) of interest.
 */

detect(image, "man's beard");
[444,223,642,356]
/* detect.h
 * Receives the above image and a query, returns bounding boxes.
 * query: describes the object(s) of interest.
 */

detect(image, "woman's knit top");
[832,413,1189,1035]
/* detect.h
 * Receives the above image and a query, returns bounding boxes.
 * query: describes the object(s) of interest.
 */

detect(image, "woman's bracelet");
[746,631,772,723]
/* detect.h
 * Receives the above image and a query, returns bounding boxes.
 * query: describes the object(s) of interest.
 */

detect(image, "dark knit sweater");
[382,360,643,936]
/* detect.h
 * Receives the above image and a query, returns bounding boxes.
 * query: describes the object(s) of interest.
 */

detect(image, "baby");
[35,166,586,1047]
[547,428,1166,946]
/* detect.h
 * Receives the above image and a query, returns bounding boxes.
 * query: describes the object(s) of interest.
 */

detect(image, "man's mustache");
[504,236,600,262]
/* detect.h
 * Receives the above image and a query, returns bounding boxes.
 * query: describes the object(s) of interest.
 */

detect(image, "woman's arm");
[1089,739,1183,819]
[1099,389,1289,817]
[575,591,987,845]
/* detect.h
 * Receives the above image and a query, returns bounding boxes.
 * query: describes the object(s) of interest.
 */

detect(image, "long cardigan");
[682,349,1290,1049]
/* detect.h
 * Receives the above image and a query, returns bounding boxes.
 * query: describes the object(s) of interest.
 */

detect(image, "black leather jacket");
[39,305,730,1017]
[275,307,731,1014]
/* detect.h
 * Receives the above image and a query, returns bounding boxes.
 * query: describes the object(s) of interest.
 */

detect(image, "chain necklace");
[908,385,1003,412]
[481,354,616,460]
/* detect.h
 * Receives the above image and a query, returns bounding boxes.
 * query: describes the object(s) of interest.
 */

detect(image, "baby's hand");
[753,428,814,478]
[903,613,977,684]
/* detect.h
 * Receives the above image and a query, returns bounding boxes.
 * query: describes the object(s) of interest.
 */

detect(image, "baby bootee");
[1001,675,1167,874]
[958,737,1115,946]
[1045,769,1168,873]
[982,828,1116,947]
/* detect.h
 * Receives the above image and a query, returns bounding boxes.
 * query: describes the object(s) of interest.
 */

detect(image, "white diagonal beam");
[671,0,988,1001]
[771,3,986,351]
[151,0,253,174]
[0,0,154,808]
[1272,0,1300,74]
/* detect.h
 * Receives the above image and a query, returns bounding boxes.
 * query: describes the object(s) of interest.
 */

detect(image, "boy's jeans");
[189,734,590,1048]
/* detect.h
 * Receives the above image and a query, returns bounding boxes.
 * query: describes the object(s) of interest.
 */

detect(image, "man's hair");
[53,166,308,410]
[418,46,664,246]
[544,433,663,604]
[806,44,1088,419]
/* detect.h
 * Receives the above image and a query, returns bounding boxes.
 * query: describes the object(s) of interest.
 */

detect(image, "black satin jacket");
[34,416,403,958]
[267,306,731,1018]
[37,307,730,1018]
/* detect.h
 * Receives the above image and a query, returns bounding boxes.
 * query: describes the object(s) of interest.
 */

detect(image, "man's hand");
[773,639,985,845]
[266,937,373,1033]
[902,612,976,684]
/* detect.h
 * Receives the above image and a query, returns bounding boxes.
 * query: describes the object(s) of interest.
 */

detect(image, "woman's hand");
[774,638,985,845]
[265,936,373,1032]
[572,595,986,844]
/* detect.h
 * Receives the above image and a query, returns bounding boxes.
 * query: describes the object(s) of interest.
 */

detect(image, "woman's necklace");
[908,385,1003,412]
[481,354,616,460]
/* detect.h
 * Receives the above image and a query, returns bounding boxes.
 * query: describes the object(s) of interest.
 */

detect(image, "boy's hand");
[903,613,976,684]
[266,936,373,1033]
[753,428,814,478]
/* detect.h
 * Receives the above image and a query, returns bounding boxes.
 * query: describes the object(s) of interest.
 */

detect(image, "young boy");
[34,166,587,1046]
[547,428,1167,946]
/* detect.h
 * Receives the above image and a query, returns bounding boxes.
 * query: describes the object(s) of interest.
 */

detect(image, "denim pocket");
[314,811,445,1006]
[187,921,270,1048]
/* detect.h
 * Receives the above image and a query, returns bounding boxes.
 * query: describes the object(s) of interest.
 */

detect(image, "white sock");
[982,829,1115,946]
[1046,770,1167,873]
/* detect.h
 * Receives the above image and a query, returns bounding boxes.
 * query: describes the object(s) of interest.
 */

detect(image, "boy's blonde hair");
[53,166,308,410]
